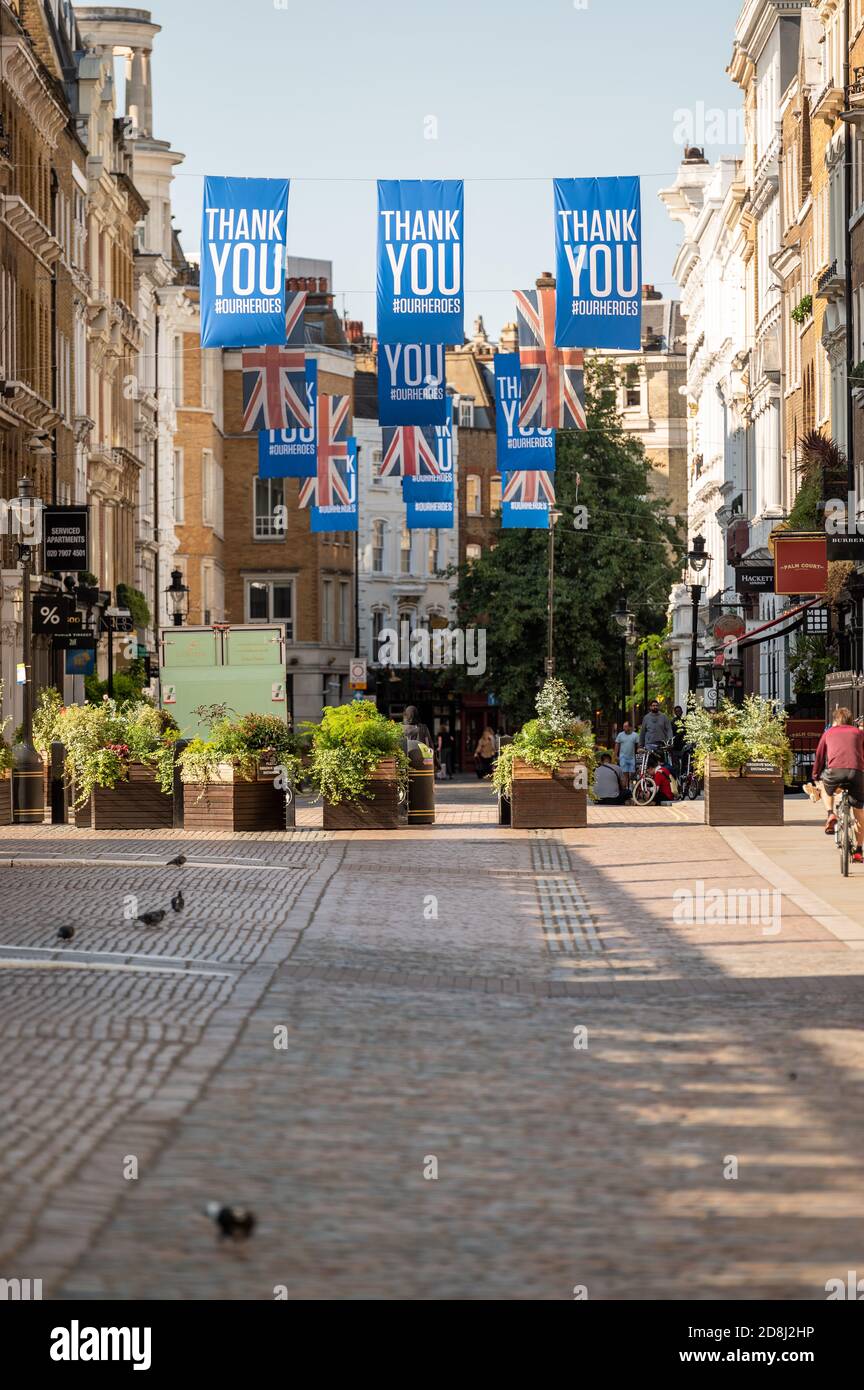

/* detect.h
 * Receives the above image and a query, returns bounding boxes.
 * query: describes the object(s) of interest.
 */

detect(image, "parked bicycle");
[631,742,701,807]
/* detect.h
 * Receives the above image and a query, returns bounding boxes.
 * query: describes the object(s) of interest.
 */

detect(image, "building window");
[254,477,285,539]
[624,363,641,408]
[322,579,334,644]
[173,334,183,405]
[459,398,475,428]
[372,448,383,483]
[466,543,482,565]
[173,449,184,524]
[202,450,223,536]
[245,578,293,635]
[400,525,412,574]
[466,474,482,515]
[372,608,389,661]
[428,529,439,574]
[339,581,351,646]
[372,518,386,572]
[490,475,502,515]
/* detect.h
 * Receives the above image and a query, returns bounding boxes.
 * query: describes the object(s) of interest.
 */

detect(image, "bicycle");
[834,785,857,878]
[675,748,702,802]
[631,743,676,807]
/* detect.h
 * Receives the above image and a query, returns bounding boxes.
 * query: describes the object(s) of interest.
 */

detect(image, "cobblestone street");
[3,782,864,1300]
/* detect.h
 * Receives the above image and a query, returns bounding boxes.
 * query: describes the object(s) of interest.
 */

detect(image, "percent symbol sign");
[39,605,60,625]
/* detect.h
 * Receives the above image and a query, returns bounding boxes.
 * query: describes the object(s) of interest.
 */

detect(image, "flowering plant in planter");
[58,698,180,808]
[177,710,304,797]
[302,700,408,805]
[493,677,596,799]
[683,694,792,780]
[32,685,64,761]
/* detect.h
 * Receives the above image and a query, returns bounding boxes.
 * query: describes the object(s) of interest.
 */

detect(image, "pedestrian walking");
[474,726,497,779]
[614,719,639,789]
[638,699,673,757]
[436,721,454,780]
[402,704,432,749]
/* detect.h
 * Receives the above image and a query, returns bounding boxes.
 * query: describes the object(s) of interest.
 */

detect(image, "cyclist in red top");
[813,706,864,861]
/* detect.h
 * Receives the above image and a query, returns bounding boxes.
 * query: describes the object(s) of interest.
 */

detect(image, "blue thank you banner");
[201,176,290,349]
[554,176,641,350]
[494,353,555,471]
[406,496,454,530]
[311,437,358,532]
[377,180,463,345]
[258,360,317,478]
[378,343,447,426]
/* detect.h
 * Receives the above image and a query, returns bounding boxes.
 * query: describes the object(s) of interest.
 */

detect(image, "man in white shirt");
[594,754,626,805]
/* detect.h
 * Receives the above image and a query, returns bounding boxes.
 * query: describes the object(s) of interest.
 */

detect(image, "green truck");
[158,624,289,736]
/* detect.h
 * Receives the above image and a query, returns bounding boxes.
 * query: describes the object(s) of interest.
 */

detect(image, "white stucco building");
[353,370,459,680]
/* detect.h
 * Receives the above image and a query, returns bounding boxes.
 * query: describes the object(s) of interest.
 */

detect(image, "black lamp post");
[546,508,562,677]
[165,569,189,628]
[12,476,45,823]
[612,596,635,726]
[686,535,709,696]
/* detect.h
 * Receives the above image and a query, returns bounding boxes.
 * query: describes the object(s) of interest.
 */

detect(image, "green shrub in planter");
[178,711,304,798]
[302,701,408,804]
[58,698,180,808]
[493,677,596,799]
[683,694,792,780]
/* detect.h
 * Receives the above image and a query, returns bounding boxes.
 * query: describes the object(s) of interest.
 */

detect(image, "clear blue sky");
[146,0,744,336]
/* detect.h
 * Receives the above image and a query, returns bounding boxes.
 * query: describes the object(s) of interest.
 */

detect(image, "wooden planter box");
[323,756,400,830]
[510,758,588,829]
[73,762,172,830]
[0,772,11,826]
[182,763,285,832]
[704,758,785,826]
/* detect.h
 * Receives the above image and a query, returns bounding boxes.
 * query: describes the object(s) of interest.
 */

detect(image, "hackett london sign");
[43,506,89,571]
[735,564,774,594]
[773,533,828,595]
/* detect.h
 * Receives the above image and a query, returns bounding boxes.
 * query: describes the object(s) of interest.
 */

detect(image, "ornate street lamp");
[685,535,711,696]
[165,569,189,627]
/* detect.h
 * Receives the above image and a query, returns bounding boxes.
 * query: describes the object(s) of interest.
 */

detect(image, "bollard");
[49,740,67,824]
[498,792,511,826]
[407,748,435,825]
[12,740,44,825]
[284,777,296,829]
[172,738,190,830]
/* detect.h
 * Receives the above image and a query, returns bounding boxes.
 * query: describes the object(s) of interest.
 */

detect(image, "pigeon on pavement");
[57,926,75,942]
[171,890,184,912]
[167,854,187,867]
[205,1202,256,1240]
[137,909,166,926]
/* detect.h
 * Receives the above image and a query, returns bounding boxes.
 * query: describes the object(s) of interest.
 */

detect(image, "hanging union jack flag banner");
[501,468,555,529]
[514,285,586,431]
[241,291,308,431]
[310,436,358,532]
[380,424,442,479]
[299,393,351,508]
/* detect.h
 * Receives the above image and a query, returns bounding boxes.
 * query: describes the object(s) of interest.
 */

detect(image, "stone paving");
[2,779,864,1300]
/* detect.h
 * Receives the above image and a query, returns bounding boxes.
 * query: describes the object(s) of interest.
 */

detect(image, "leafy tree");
[630,629,675,710]
[453,357,683,725]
